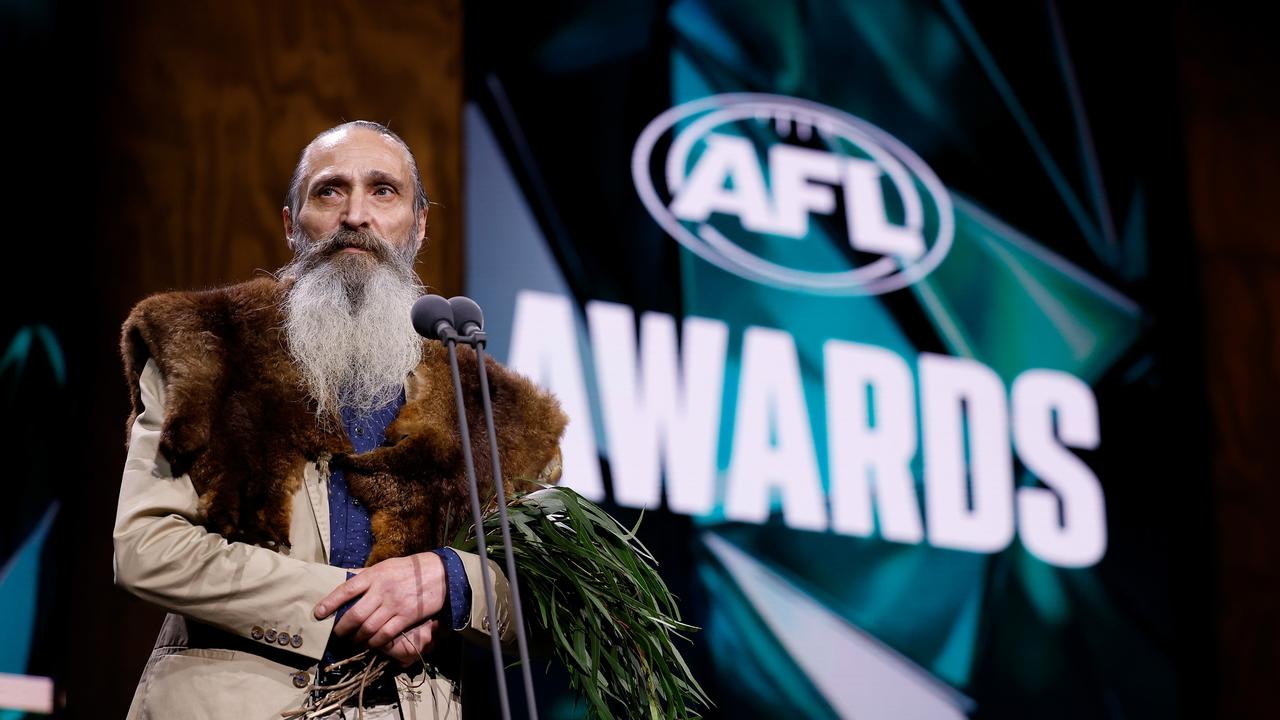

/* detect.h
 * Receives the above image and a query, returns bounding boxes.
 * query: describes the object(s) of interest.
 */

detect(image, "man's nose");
[342,191,371,229]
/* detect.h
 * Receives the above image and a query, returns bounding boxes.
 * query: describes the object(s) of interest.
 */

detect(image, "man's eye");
[374,186,395,196]
[317,187,338,198]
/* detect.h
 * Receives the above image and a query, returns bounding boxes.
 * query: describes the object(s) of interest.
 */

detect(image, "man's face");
[279,126,428,419]
[285,127,427,257]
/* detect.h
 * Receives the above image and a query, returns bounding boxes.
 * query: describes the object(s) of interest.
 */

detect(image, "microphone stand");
[465,329,539,720]
[439,325,513,720]
[416,294,538,720]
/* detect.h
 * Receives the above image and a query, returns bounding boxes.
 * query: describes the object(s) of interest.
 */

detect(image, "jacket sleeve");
[113,359,349,662]
[453,549,518,651]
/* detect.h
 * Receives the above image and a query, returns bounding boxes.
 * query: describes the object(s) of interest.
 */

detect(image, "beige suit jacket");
[115,359,515,719]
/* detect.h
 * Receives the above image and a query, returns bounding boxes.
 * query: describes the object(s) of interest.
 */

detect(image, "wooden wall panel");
[72,3,463,717]
[1179,4,1280,718]
[95,0,464,296]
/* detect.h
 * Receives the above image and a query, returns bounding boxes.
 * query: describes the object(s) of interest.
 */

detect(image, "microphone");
[448,296,484,339]
[411,294,456,341]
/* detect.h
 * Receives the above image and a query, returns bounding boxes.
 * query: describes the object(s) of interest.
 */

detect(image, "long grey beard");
[280,228,424,422]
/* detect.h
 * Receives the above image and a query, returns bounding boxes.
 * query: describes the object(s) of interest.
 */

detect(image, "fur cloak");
[120,276,567,565]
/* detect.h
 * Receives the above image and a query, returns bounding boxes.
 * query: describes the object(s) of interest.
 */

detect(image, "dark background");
[1,1,1276,717]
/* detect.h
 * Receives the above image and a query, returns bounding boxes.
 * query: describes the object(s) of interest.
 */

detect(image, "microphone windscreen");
[411,294,455,340]
[448,296,484,334]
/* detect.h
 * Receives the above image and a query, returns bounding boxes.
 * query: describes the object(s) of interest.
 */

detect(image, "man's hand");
[314,552,447,652]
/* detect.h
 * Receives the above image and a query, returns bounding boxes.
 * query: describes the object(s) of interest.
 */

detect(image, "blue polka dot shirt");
[329,393,471,633]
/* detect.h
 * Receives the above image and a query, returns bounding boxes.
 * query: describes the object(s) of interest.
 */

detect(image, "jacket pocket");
[134,648,306,720]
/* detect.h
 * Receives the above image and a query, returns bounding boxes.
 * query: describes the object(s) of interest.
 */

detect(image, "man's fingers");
[367,614,414,650]
[352,606,394,645]
[334,594,381,637]
[384,620,437,667]
[315,573,371,620]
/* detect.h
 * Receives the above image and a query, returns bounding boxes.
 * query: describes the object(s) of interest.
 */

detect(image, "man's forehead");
[301,127,413,183]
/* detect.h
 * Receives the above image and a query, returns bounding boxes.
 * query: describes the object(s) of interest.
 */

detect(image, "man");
[114,121,565,718]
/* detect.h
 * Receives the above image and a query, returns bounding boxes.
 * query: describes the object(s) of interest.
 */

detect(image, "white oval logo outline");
[632,93,955,296]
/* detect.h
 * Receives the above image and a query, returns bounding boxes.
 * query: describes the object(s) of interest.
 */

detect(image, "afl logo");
[632,94,954,295]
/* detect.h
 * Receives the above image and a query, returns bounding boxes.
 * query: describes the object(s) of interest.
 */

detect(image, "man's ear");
[282,207,296,251]
[414,206,428,248]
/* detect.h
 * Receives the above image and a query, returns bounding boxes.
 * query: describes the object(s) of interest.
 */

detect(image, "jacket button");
[251,626,264,641]
[292,671,310,689]
[291,634,304,648]
[277,633,291,646]
[265,628,278,643]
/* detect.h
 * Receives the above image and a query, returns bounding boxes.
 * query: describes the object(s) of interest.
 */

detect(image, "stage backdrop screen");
[463,2,1195,718]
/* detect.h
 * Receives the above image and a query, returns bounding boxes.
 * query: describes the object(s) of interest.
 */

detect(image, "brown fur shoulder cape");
[120,276,567,564]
